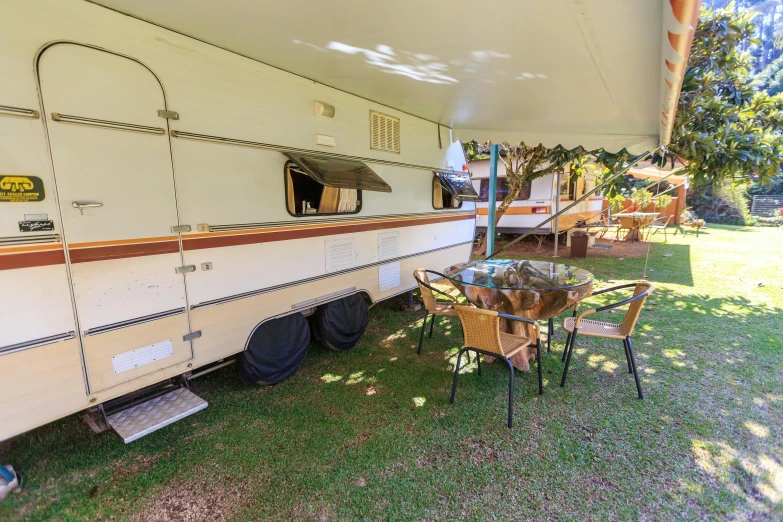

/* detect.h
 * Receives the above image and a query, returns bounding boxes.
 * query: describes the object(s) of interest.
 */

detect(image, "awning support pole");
[553,171,561,258]
[486,143,499,257]
[486,148,657,260]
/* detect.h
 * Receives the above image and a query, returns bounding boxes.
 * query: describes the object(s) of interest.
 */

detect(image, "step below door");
[39,43,192,393]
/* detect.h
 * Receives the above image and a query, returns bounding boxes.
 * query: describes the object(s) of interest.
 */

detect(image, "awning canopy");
[628,161,688,184]
[93,0,700,154]
[284,153,392,193]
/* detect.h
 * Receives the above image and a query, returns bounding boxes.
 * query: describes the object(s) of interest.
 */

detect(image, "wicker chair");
[413,269,464,354]
[645,215,671,241]
[560,282,653,399]
[599,215,622,240]
[451,305,542,428]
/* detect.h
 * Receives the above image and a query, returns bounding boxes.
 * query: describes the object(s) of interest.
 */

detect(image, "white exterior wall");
[0,0,475,440]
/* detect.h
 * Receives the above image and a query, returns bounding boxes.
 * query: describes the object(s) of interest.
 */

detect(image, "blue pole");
[486,143,499,257]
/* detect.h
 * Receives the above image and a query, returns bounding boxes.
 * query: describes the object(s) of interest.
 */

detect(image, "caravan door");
[39,44,192,393]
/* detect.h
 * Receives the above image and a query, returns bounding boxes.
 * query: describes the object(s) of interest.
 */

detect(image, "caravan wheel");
[312,294,369,352]
[237,313,310,386]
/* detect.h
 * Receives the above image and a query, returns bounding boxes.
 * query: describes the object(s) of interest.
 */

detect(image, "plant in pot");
[629,188,653,212]
[607,194,626,217]
[654,193,673,215]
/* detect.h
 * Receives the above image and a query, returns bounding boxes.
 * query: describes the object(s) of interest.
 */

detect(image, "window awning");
[435,171,479,201]
[284,152,392,193]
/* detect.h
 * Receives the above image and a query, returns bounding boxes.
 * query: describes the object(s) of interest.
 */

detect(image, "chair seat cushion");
[498,332,531,358]
[563,316,625,339]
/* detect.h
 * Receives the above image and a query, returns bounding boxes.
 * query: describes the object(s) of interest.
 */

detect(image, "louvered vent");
[370,110,400,154]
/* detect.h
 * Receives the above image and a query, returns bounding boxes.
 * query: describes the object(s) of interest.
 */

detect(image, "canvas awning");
[93,0,700,154]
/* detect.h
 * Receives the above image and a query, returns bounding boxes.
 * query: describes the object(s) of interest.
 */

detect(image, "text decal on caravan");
[0,175,45,202]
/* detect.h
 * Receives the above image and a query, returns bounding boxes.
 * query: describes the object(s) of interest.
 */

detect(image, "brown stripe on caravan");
[0,249,65,270]
[68,240,181,263]
[183,212,474,251]
[0,212,475,269]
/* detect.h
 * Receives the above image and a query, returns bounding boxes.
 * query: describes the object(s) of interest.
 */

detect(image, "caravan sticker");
[0,175,45,202]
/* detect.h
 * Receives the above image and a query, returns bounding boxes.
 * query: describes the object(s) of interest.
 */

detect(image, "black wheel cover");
[312,294,369,352]
[237,313,310,385]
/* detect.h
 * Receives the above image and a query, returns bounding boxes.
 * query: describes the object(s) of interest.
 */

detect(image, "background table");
[444,260,593,370]
[614,212,659,241]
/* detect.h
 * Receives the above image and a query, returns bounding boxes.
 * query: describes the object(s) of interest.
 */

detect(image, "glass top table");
[443,259,594,371]
[443,260,593,292]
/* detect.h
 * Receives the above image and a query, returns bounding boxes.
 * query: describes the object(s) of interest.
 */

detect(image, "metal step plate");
[107,387,207,443]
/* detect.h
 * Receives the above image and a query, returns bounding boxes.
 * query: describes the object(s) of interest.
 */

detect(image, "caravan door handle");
[72,201,103,215]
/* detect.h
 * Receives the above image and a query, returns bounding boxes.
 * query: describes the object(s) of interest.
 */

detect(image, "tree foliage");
[465,141,635,254]
[663,4,783,186]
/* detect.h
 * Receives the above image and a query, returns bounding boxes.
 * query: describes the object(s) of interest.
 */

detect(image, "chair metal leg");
[560,328,578,387]
[626,337,644,399]
[417,311,428,355]
[503,357,515,428]
[562,308,577,361]
[428,313,436,338]
[450,348,467,404]
[547,318,553,353]
[476,350,482,376]
[622,337,633,374]
[536,340,543,395]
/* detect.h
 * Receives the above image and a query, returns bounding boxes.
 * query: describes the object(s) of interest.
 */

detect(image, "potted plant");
[654,193,673,215]
[629,188,653,212]
[608,194,626,216]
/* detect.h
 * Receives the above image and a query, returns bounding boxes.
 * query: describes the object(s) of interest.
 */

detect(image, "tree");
[661,4,783,186]
[467,141,633,255]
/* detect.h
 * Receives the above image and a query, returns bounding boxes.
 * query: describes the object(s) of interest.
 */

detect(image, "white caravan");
[469,159,604,235]
[0,0,700,443]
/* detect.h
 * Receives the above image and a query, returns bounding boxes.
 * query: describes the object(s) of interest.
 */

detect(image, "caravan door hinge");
[171,224,191,233]
[175,265,196,274]
[183,331,202,341]
[158,110,180,120]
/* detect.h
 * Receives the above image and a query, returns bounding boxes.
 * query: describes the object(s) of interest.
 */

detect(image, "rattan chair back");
[619,282,654,336]
[455,305,507,357]
[413,269,439,312]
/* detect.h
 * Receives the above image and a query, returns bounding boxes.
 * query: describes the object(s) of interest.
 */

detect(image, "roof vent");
[370,110,400,154]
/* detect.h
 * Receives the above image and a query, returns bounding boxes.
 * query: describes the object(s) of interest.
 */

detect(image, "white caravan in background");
[469,159,604,235]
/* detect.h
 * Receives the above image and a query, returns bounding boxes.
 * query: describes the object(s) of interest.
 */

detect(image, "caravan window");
[560,176,577,200]
[478,178,531,202]
[285,162,362,216]
[283,153,391,217]
[432,171,479,209]
[433,176,462,209]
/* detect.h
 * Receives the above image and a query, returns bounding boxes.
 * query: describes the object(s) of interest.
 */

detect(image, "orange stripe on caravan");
[0,243,64,255]
[475,207,550,216]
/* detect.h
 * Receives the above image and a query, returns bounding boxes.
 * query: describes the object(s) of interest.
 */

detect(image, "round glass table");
[443,260,594,370]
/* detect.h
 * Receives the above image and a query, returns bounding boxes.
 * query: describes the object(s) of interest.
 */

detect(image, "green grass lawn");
[2,225,782,521]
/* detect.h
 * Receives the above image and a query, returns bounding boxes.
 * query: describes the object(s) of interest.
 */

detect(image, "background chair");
[599,215,622,240]
[646,215,671,241]
[451,305,542,428]
[413,269,462,355]
[560,282,653,399]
